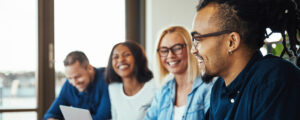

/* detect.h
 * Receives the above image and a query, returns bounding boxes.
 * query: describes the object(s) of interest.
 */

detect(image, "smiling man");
[191,0,300,119]
[44,51,111,120]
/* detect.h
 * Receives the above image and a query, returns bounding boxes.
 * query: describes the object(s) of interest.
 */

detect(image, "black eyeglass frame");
[157,43,187,57]
[191,30,233,46]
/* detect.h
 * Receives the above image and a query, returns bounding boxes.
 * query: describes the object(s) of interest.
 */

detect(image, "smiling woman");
[145,26,215,120]
[105,41,157,120]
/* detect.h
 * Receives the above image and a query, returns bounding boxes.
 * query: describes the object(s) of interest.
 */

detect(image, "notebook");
[59,105,93,120]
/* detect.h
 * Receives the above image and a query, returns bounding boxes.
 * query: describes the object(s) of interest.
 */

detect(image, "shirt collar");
[167,78,176,93]
[191,77,204,93]
[165,78,176,103]
[223,51,263,94]
[166,76,204,95]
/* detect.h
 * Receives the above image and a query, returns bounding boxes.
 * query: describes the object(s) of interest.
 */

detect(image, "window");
[54,0,125,95]
[0,0,38,120]
[1,0,129,119]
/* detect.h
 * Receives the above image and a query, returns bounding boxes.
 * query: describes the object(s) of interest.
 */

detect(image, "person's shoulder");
[108,82,122,101]
[149,79,174,109]
[259,55,298,69]
[145,79,158,90]
[61,79,75,90]
[94,67,107,84]
[161,78,174,90]
[250,54,300,86]
[210,77,225,95]
[252,54,299,75]
[57,80,78,99]
[95,67,106,73]
[142,80,159,98]
[108,82,122,91]
[154,78,175,98]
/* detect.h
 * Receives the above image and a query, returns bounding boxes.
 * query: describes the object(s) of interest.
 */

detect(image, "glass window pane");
[54,0,125,95]
[0,112,37,120]
[0,0,37,109]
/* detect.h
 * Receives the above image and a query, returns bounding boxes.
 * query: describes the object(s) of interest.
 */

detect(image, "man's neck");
[90,67,95,83]
[222,50,255,86]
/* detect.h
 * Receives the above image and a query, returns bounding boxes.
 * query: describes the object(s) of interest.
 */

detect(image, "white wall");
[146,0,199,69]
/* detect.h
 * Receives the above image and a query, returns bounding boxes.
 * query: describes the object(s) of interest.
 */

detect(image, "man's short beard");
[201,74,215,83]
[200,68,215,83]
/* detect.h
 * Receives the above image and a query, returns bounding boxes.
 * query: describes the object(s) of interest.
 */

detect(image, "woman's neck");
[174,71,190,87]
[122,76,145,96]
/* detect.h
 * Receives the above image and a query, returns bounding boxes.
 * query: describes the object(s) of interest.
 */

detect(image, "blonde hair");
[153,26,201,86]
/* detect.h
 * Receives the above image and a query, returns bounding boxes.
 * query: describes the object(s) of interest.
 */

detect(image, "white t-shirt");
[109,80,157,120]
[173,105,186,120]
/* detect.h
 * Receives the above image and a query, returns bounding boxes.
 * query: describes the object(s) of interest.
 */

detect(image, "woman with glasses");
[144,26,214,120]
[105,41,157,120]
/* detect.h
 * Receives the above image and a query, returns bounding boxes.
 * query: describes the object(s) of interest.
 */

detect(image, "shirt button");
[237,91,240,94]
[230,98,235,103]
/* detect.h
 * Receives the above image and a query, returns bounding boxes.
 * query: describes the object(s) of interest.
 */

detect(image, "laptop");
[59,105,93,120]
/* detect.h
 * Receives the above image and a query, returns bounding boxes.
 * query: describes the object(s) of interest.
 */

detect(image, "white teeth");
[197,59,204,67]
[168,61,179,66]
[197,58,204,63]
[169,62,176,65]
[119,65,129,69]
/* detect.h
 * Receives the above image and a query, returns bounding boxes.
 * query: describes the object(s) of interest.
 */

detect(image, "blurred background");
[0,0,297,120]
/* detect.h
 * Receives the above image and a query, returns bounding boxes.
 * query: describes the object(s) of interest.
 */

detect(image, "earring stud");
[228,50,233,55]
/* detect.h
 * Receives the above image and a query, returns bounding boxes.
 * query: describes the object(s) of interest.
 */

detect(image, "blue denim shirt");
[144,77,214,120]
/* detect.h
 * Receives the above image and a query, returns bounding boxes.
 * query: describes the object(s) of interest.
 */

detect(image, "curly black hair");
[197,0,300,67]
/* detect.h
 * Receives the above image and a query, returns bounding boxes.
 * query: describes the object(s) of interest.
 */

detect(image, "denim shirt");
[144,77,214,120]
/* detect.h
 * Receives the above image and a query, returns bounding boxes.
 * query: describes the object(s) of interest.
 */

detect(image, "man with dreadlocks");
[191,0,300,119]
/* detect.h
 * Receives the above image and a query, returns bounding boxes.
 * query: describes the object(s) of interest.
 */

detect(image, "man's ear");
[227,32,241,54]
[87,64,93,71]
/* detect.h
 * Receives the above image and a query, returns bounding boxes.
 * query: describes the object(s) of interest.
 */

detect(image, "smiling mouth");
[198,58,204,63]
[118,64,130,70]
[76,84,85,89]
[167,60,180,67]
[195,55,204,66]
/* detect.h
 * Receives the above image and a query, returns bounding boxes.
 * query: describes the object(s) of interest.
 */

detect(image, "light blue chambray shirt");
[144,77,214,120]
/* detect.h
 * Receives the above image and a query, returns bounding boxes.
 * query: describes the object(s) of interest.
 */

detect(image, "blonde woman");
[144,26,214,120]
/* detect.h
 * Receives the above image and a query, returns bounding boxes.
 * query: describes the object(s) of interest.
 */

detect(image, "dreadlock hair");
[197,0,300,67]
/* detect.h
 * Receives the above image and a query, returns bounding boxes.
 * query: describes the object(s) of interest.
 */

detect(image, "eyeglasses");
[191,30,232,47]
[157,43,186,57]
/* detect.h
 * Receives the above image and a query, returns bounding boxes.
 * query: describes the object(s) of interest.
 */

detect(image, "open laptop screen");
[59,105,93,120]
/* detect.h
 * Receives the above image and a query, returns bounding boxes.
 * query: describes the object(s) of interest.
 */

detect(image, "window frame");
[0,0,145,119]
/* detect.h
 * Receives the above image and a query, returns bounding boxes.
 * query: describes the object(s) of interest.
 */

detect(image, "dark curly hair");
[105,41,153,84]
[197,0,300,66]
